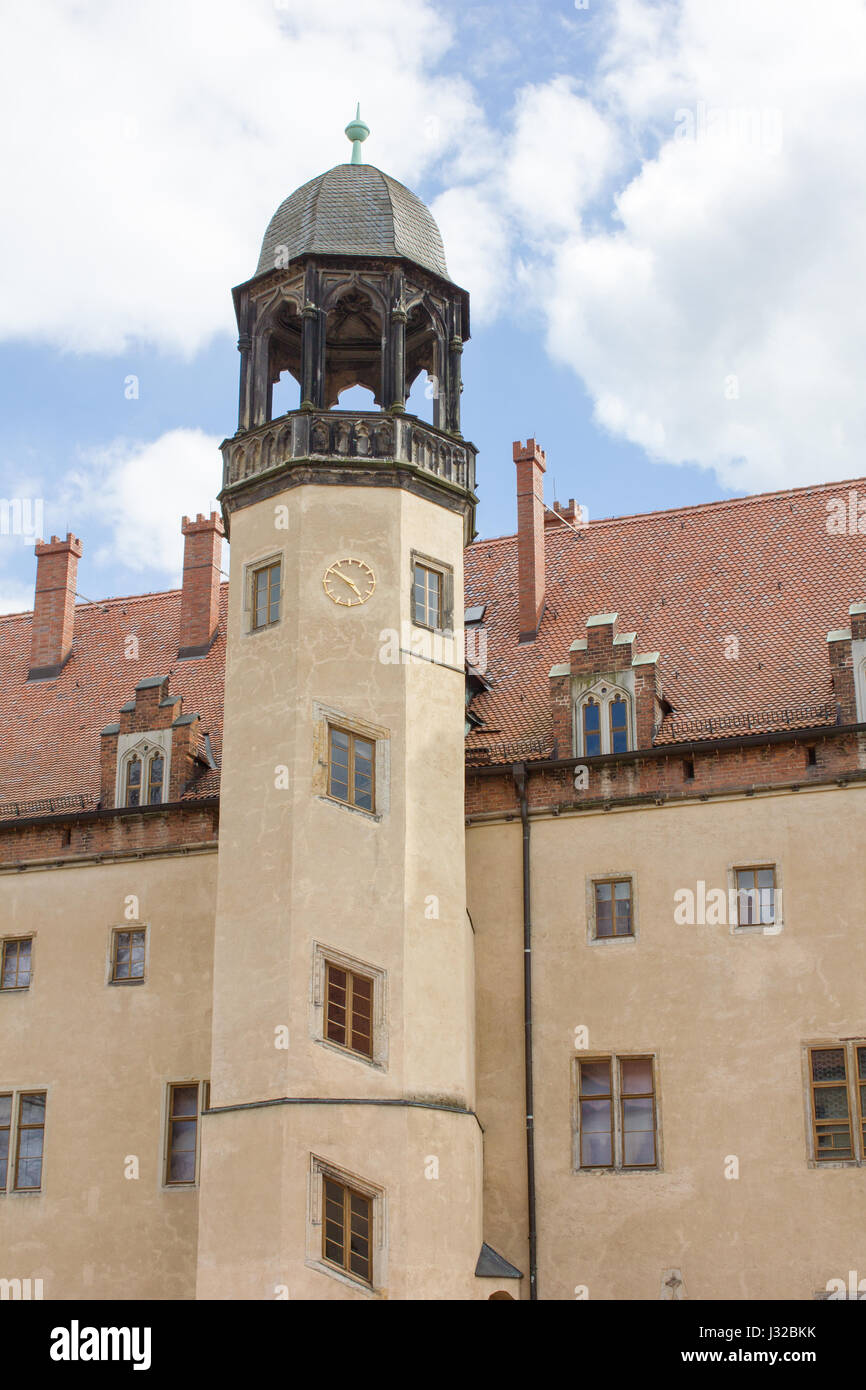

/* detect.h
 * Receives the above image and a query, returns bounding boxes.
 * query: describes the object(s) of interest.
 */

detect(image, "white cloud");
[62,429,223,580]
[0,0,481,355]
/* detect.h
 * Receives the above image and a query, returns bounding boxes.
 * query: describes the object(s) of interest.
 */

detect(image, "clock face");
[322,558,376,607]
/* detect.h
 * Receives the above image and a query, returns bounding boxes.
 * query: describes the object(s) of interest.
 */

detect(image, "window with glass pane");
[735,867,776,926]
[252,561,281,630]
[14,1092,46,1191]
[322,1176,373,1284]
[165,1083,200,1185]
[147,754,164,805]
[125,755,142,807]
[413,562,442,628]
[0,1094,11,1190]
[858,1048,866,1158]
[328,726,375,812]
[112,929,146,982]
[326,962,373,1058]
[578,1059,613,1167]
[609,696,629,753]
[583,699,601,756]
[810,1048,853,1160]
[620,1057,657,1167]
[594,880,632,938]
[1,937,32,990]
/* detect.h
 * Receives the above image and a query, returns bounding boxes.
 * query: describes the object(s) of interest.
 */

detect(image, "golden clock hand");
[333,567,362,598]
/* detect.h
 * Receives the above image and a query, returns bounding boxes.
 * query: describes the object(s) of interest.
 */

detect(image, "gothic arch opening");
[264,299,303,423]
[405,298,445,429]
[324,287,383,409]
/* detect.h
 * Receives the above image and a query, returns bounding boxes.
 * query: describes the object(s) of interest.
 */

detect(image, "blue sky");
[1,0,864,611]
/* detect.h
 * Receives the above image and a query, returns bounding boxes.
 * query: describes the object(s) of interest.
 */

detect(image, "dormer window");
[122,746,167,808]
[577,685,632,757]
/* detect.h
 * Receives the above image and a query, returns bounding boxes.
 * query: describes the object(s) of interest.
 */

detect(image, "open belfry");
[1,116,865,1301]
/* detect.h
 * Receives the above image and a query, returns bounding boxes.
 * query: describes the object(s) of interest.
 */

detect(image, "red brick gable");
[464,477,866,757]
[0,585,228,816]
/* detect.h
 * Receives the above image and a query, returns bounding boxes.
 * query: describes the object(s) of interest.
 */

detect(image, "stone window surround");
[115,730,171,810]
[306,1153,386,1295]
[310,941,388,1071]
[573,674,634,758]
[854,638,866,723]
[242,549,284,635]
[584,871,639,946]
[312,701,390,822]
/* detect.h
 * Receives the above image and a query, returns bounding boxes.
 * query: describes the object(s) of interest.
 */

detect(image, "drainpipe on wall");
[512,762,538,1300]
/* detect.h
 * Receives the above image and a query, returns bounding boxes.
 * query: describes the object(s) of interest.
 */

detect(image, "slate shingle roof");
[464,477,866,757]
[255,163,452,281]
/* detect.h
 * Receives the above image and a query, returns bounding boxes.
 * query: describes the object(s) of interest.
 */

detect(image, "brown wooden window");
[734,866,776,926]
[326,962,373,1058]
[620,1057,657,1167]
[164,1083,200,1185]
[328,726,375,812]
[1,938,32,990]
[322,1175,373,1284]
[0,1094,11,1190]
[111,929,146,983]
[810,1047,854,1161]
[594,879,632,938]
[252,560,281,630]
[578,1055,658,1170]
[578,1058,613,1167]
[412,561,442,629]
[14,1092,46,1191]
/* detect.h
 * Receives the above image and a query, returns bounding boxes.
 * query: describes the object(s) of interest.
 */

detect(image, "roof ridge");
[467,473,866,549]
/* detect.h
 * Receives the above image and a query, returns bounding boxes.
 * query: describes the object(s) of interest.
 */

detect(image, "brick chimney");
[28,533,82,680]
[178,512,224,659]
[514,438,546,641]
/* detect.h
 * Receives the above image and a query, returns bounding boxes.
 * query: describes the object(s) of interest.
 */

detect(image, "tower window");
[251,559,282,630]
[413,561,442,629]
[322,1176,373,1285]
[328,726,375,812]
[1,937,32,991]
[111,928,146,984]
[326,962,374,1058]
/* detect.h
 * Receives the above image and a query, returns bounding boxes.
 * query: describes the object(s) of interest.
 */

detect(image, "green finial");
[344,103,370,164]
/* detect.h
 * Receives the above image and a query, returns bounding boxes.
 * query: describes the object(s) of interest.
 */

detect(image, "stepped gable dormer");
[100,675,205,809]
[827,600,866,725]
[548,612,663,759]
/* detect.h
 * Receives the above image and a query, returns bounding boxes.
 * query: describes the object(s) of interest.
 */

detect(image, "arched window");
[125,755,142,807]
[147,753,164,805]
[577,685,632,757]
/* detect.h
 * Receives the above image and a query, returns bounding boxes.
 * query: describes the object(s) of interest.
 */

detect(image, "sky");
[1,0,865,612]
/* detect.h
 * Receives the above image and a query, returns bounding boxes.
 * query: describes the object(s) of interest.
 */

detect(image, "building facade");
[1,132,865,1301]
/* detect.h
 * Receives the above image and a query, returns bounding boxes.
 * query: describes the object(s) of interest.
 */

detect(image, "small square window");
[111,928,146,984]
[593,879,633,939]
[734,866,777,927]
[326,961,374,1059]
[1,938,32,991]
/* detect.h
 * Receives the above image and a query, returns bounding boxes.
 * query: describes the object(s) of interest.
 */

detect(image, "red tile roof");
[1,477,863,812]
[464,477,866,757]
[0,585,227,816]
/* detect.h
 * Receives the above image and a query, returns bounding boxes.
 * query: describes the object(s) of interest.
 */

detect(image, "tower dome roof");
[255,163,452,282]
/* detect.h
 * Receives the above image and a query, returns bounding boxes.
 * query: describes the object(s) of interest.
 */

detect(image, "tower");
[196,117,496,1299]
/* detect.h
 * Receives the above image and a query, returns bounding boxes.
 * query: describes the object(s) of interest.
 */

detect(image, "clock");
[322,558,376,607]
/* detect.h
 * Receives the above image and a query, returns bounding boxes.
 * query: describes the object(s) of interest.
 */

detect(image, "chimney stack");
[178,512,225,659]
[28,533,82,680]
[514,438,546,641]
